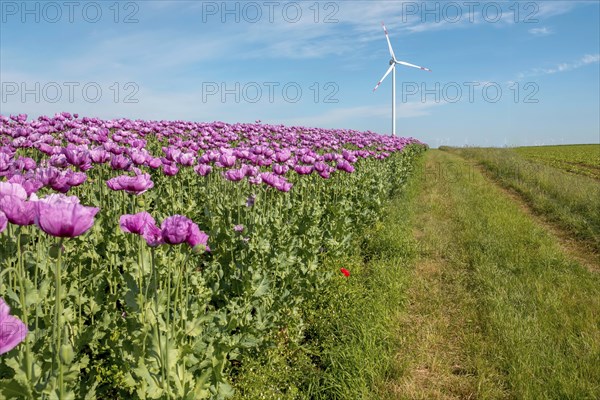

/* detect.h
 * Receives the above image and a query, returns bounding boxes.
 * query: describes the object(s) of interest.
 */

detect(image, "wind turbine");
[373,22,431,136]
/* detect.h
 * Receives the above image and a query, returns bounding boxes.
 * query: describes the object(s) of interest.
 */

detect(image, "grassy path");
[443,147,600,254]
[475,167,599,273]
[389,150,600,399]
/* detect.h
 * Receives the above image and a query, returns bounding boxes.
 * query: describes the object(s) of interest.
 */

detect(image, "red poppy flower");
[340,268,350,277]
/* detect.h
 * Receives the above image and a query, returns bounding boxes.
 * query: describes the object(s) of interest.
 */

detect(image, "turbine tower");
[373,22,431,136]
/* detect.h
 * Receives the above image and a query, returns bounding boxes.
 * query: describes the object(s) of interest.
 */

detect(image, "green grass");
[390,150,600,399]
[515,144,600,179]
[442,146,600,253]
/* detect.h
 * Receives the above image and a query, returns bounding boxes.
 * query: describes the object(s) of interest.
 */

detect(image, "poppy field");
[0,112,425,399]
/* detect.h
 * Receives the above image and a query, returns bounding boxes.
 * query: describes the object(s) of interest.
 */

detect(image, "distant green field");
[515,144,600,179]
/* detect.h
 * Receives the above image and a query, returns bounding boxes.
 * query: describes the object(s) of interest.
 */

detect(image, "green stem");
[151,248,170,398]
[139,239,148,354]
[34,237,41,349]
[0,267,18,281]
[16,228,32,383]
[177,252,191,335]
[54,238,65,398]
[184,262,190,340]
[165,254,172,400]
[78,259,82,335]
[7,223,15,286]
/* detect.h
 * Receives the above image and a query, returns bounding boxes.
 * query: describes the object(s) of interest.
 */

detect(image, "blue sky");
[1,0,599,147]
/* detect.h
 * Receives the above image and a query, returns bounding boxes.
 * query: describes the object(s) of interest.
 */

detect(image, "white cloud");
[529,27,552,36]
[581,54,600,64]
[517,54,600,78]
[535,1,579,19]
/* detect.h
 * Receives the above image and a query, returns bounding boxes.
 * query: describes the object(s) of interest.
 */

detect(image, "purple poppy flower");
[0,297,28,355]
[66,171,87,187]
[248,176,262,185]
[162,163,179,176]
[224,169,245,182]
[256,157,272,167]
[155,215,210,250]
[263,148,275,158]
[48,172,71,193]
[314,161,328,173]
[234,224,244,232]
[318,170,331,179]
[16,157,36,171]
[274,179,293,192]
[48,154,68,169]
[37,193,80,205]
[0,211,7,233]
[234,149,250,160]
[247,154,258,165]
[251,145,266,155]
[35,166,60,187]
[246,194,256,207]
[294,165,313,175]
[158,215,191,245]
[198,154,211,164]
[119,211,164,246]
[0,182,27,200]
[273,164,288,175]
[90,148,111,164]
[176,152,196,166]
[147,157,162,169]
[242,164,259,177]
[0,182,36,226]
[260,172,278,187]
[8,175,43,196]
[106,169,154,195]
[110,154,132,171]
[0,195,36,226]
[142,223,163,247]
[0,153,13,176]
[129,150,147,166]
[300,154,316,164]
[104,142,123,155]
[187,223,209,251]
[62,146,92,171]
[194,164,212,176]
[260,172,293,192]
[342,149,358,163]
[119,211,156,235]
[162,146,181,162]
[218,153,236,168]
[34,194,99,238]
[336,160,355,173]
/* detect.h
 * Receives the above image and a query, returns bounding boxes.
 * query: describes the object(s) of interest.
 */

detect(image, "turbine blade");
[373,64,395,92]
[396,60,432,72]
[382,22,396,60]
